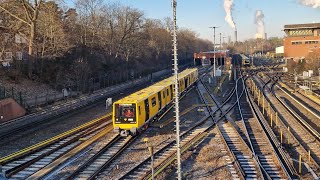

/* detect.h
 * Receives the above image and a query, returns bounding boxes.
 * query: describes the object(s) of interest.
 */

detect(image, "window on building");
[292,41,302,45]
[16,52,22,60]
[4,52,12,61]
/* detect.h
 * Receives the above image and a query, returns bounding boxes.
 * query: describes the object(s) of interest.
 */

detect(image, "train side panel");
[147,93,161,121]
[136,101,146,128]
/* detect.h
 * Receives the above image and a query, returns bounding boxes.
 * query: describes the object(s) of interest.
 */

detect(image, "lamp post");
[172,1,182,179]
[209,26,219,77]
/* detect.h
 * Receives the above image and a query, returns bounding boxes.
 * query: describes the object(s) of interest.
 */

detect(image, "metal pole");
[214,28,216,76]
[172,1,181,179]
[148,146,154,180]
[219,33,222,68]
[209,26,219,77]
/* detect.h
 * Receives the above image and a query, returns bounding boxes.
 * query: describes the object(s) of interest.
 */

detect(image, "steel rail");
[140,77,247,180]
[4,123,108,178]
[0,113,111,164]
[253,73,320,175]
[245,78,294,179]
[67,70,201,180]
[217,121,247,179]
[236,77,267,179]
[268,76,320,140]
[123,75,245,180]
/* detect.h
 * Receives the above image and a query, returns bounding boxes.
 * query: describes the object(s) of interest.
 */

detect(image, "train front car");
[113,86,165,136]
[113,102,137,136]
[112,68,199,137]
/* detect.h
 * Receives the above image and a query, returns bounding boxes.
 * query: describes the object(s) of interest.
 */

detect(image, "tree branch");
[0,5,31,26]
[22,1,33,22]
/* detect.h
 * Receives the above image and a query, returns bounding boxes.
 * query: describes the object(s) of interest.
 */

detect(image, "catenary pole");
[172,0,181,179]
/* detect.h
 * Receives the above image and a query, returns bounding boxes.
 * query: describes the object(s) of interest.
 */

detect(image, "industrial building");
[283,23,320,61]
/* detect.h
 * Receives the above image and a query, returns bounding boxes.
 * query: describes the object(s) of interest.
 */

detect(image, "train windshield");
[121,106,135,118]
[115,104,135,118]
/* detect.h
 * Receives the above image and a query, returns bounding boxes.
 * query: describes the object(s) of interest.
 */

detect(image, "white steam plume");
[255,10,265,39]
[224,0,236,29]
[299,0,320,8]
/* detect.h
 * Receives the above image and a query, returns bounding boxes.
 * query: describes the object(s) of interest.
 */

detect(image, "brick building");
[284,23,320,61]
[193,50,230,66]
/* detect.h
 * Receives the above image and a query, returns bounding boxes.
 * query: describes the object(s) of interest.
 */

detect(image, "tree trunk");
[28,21,35,79]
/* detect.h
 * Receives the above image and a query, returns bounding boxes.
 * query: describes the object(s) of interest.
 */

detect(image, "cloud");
[299,0,320,8]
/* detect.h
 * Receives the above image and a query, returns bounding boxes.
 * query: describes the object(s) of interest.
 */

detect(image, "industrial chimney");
[234,28,238,43]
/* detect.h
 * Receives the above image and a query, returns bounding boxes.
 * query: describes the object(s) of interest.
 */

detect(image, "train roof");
[153,68,197,87]
[114,68,197,104]
[116,86,164,103]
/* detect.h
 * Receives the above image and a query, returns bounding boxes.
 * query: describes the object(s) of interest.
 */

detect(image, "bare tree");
[0,0,42,78]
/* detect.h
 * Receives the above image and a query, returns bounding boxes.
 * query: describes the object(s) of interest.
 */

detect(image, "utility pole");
[223,36,227,69]
[172,0,181,179]
[209,26,219,77]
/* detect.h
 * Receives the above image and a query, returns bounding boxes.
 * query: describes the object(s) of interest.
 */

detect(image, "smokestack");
[234,29,237,42]
[265,33,267,40]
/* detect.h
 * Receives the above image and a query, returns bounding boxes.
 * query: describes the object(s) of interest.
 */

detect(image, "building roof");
[284,23,320,30]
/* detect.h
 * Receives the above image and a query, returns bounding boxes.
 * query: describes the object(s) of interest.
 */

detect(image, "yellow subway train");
[112,68,198,136]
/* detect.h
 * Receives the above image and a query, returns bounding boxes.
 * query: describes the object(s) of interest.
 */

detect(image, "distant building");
[0,27,28,64]
[193,50,229,66]
[275,46,284,58]
[283,23,320,61]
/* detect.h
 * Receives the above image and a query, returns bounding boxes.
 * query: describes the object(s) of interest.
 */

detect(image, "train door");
[157,92,162,110]
[170,85,173,100]
[144,99,149,121]
[185,77,188,89]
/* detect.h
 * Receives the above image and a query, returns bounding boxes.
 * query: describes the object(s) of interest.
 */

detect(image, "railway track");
[283,73,320,105]
[0,116,111,179]
[218,121,262,179]
[236,77,290,179]
[50,80,200,179]
[269,74,320,138]
[253,73,320,176]
[114,71,243,179]
[67,135,133,179]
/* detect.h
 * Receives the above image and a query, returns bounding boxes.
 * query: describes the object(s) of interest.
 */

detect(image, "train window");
[138,106,141,115]
[167,89,169,96]
[152,97,156,107]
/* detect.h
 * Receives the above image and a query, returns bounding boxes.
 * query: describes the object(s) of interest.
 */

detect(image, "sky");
[65,0,320,42]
